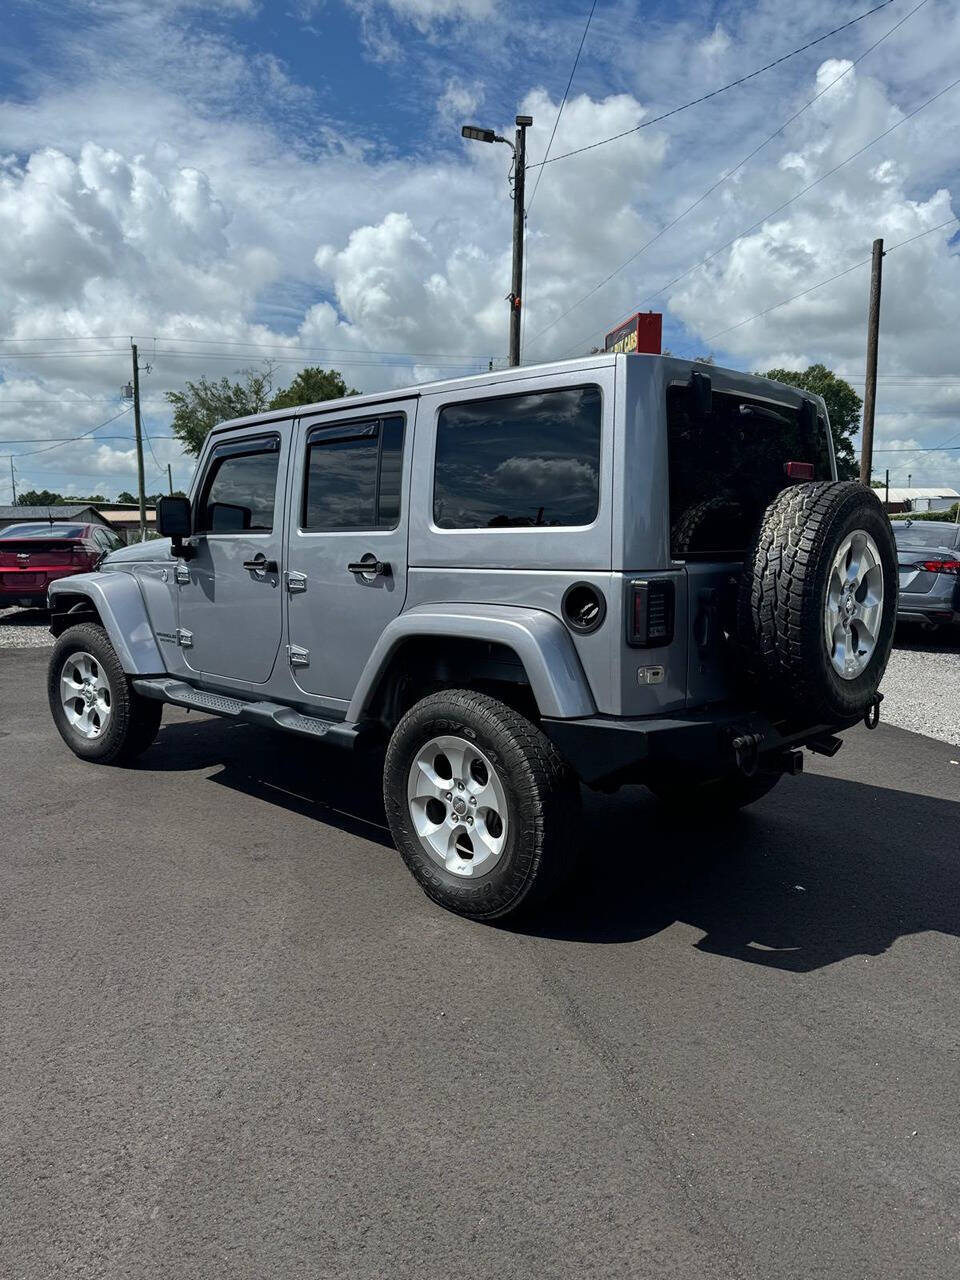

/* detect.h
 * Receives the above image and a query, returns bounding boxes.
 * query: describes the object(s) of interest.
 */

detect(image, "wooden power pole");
[859,238,884,485]
[130,342,147,541]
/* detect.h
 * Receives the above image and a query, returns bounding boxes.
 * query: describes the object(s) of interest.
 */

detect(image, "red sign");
[604,311,662,355]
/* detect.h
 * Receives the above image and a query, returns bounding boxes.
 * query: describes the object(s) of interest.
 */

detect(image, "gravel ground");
[0,606,54,648]
[881,625,960,748]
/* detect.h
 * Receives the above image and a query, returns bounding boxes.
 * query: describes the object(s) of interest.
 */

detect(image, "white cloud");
[698,24,731,61]
[1,2,959,498]
[436,78,483,125]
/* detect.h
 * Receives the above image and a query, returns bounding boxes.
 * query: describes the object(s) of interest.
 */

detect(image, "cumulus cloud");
[1,0,958,498]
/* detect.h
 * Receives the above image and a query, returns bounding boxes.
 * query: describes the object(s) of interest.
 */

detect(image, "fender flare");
[48,572,165,675]
[347,603,596,722]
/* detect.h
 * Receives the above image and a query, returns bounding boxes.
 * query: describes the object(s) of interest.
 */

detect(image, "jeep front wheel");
[48,623,163,764]
[383,690,579,921]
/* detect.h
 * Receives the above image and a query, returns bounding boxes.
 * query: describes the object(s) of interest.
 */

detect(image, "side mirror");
[157,495,193,558]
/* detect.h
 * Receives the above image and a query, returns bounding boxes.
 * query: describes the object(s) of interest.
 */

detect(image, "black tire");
[737,481,897,722]
[383,689,580,921]
[671,493,745,556]
[48,623,163,764]
[648,770,782,813]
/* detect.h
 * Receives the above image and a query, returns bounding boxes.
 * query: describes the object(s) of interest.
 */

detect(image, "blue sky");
[0,0,958,497]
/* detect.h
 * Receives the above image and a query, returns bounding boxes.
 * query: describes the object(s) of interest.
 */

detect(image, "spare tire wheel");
[737,481,897,722]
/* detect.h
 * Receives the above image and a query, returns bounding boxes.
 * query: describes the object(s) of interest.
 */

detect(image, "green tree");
[117,490,137,504]
[269,366,358,411]
[17,489,63,506]
[762,364,861,479]
[165,365,357,455]
[165,366,275,456]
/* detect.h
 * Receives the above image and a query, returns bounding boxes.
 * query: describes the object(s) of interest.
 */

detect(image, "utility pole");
[9,457,16,505]
[885,468,889,508]
[167,463,174,496]
[130,342,147,541]
[508,116,531,367]
[859,237,884,485]
[461,114,532,367]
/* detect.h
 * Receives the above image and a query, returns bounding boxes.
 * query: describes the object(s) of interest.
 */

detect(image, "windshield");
[893,522,960,550]
[0,523,86,539]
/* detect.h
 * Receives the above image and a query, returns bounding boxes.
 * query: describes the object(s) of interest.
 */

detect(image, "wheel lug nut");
[445,792,452,801]
[457,782,464,791]
[470,796,476,805]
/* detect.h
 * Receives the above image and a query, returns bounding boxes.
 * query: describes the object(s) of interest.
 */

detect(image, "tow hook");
[863,691,883,730]
[730,731,763,777]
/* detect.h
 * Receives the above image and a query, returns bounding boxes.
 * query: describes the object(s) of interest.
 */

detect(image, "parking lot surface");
[2,647,960,1279]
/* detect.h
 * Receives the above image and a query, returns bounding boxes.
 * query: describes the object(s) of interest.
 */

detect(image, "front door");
[286,405,411,705]
[178,430,286,685]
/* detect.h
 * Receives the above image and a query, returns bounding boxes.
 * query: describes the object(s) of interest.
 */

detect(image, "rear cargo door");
[665,380,831,708]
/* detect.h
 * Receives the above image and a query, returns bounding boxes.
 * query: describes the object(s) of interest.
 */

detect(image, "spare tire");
[737,481,897,722]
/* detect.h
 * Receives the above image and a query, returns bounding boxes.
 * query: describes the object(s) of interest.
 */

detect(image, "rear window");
[667,385,830,558]
[1,523,85,539]
[893,522,960,549]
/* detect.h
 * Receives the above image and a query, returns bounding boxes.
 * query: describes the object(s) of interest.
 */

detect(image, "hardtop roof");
[206,353,824,438]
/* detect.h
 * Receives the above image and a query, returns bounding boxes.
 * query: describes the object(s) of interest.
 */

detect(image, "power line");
[1,407,132,459]
[524,0,929,354]
[0,334,499,361]
[549,74,960,358]
[521,0,599,361]
[526,0,599,216]
[525,0,898,171]
[701,214,959,342]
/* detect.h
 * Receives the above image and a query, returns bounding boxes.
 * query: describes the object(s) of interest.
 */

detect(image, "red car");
[0,522,124,610]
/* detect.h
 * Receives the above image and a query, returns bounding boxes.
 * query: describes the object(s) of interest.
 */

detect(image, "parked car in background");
[893,519,960,629]
[0,522,123,611]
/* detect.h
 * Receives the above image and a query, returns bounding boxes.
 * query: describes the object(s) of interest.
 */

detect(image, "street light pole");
[462,114,533,367]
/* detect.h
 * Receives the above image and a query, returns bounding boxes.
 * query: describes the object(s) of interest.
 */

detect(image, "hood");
[103,537,174,565]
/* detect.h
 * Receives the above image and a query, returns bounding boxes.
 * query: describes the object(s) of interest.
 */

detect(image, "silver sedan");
[893,519,960,629]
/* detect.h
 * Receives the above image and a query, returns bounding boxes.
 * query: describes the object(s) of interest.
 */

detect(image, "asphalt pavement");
[2,648,960,1279]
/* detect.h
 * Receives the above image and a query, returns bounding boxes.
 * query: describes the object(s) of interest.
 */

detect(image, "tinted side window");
[303,415,405,531]
[433,386,602,529]
[196,439,280,533]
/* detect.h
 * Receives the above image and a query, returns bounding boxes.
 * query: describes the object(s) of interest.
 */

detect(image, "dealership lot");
[2,647,960,1279]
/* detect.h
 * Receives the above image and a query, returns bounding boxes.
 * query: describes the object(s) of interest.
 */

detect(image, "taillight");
[72,546,96,569]
[784,460,815,481]
[917,559,960,575]
[628,579,675,647]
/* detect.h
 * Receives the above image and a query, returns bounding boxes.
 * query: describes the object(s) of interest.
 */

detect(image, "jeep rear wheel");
[48,623,163,764]
[383,690,579,921]
[737,481,897,722]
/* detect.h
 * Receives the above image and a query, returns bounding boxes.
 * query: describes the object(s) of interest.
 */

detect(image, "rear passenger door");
[286,404,411,706]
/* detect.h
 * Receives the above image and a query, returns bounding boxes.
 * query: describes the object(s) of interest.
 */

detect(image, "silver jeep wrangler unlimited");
[47,354,897,920]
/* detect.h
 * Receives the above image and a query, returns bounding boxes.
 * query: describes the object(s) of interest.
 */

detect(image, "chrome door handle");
[243,555,278,574]
[347,556,390,577]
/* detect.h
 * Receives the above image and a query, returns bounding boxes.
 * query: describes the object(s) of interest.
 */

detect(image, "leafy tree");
[117,490,137,504]
[17,489,64,506]
[762,364,861,480]
[165,364,357,456]
[269,367,358,411]
[165,367,275,456]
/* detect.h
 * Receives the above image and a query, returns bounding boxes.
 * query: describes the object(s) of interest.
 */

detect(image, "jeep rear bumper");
[541,707,861,788]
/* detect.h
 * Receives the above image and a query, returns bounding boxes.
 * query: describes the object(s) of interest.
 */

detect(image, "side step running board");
[131,677,364,748]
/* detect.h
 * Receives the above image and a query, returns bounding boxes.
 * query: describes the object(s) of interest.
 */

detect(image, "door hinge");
[176,628,193,648]
[285,571,307,593]
[174,563,190,585]
[287,644,310,667]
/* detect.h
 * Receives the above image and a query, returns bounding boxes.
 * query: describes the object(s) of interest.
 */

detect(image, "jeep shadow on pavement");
[46,354,899,922]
